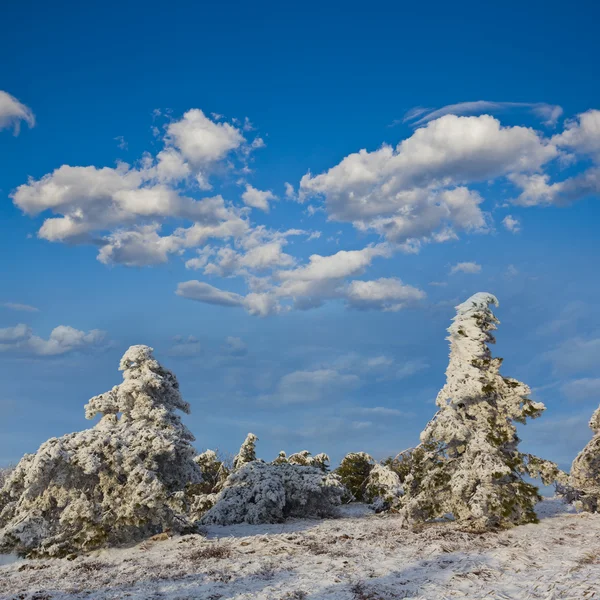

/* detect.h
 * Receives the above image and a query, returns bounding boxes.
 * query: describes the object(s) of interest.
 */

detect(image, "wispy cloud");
[402,101,563,127]
[1,302,39,313]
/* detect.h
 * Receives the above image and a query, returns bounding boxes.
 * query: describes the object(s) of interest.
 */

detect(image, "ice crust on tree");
[0,345,202,557]
[201,461,344,525]
[569,405,600,512]
[400,292,548,529]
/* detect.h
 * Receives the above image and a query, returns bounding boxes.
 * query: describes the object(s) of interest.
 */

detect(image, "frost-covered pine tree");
[0,345,202,557]
[568,404,600,512]
[400,293,547,529]
[232,433,258,471]
[336,452,375,502]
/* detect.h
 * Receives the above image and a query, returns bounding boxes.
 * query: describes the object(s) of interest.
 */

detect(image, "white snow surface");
[1,498,598,600]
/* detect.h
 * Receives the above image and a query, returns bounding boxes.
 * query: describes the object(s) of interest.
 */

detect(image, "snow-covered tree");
[0,345,202,557]
[364,464,403,511]
[336,452,376,502]
[232,433,258,471]
[400,293,547,529]
[194,449,229,494]
[568,404,600,512]
[201,461,344,525]
[272,451,288,465]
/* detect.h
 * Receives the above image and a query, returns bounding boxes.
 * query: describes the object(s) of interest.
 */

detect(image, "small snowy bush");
[200,461,344,525]
[568,404,600,512]
[0,345,202,557]
[399,293,550,530]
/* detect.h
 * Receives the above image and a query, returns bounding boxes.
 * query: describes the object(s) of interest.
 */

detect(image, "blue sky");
[1,0,599,470]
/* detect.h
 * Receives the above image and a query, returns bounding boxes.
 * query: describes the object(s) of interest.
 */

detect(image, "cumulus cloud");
[502,215,521,233]
[241,184,277,212]
[552,109,600,158]
[403,101,563,127]
[300,114,556,248]
[0,91,35,134]
[0,324,106,356]
[11,109,263,266]
[450,261,482,275]
[509,111,600,206]
[1,302,39,312]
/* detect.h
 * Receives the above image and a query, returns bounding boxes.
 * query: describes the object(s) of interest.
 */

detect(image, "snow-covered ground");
[1,499,599,600]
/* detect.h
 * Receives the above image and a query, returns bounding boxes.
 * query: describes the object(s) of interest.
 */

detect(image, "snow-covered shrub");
[200,461,344,525]
[568,404,600,512]
[399,293,548,530]
[0,345,203,557]
[232,433,258,471]
[336,452,375,502]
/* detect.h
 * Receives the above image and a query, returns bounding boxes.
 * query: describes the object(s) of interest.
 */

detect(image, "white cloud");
[300,115,555,247]
[344,277,426,311]
[502,214,521,233]
[176,280,246,308]
[1,302,39,312]
[165,108,245,167]
[552,109,600,158]
[175,280,279,317]
[284,182,296,200]
[561,378,600,402]
[11,110,263,267]
[178,242,425,316]
[241,184,277,212]
[0,91,35,134]
[449,261,482,275]
[277,245,389,283]
[403,101,563,127]
[0,324,106,356]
